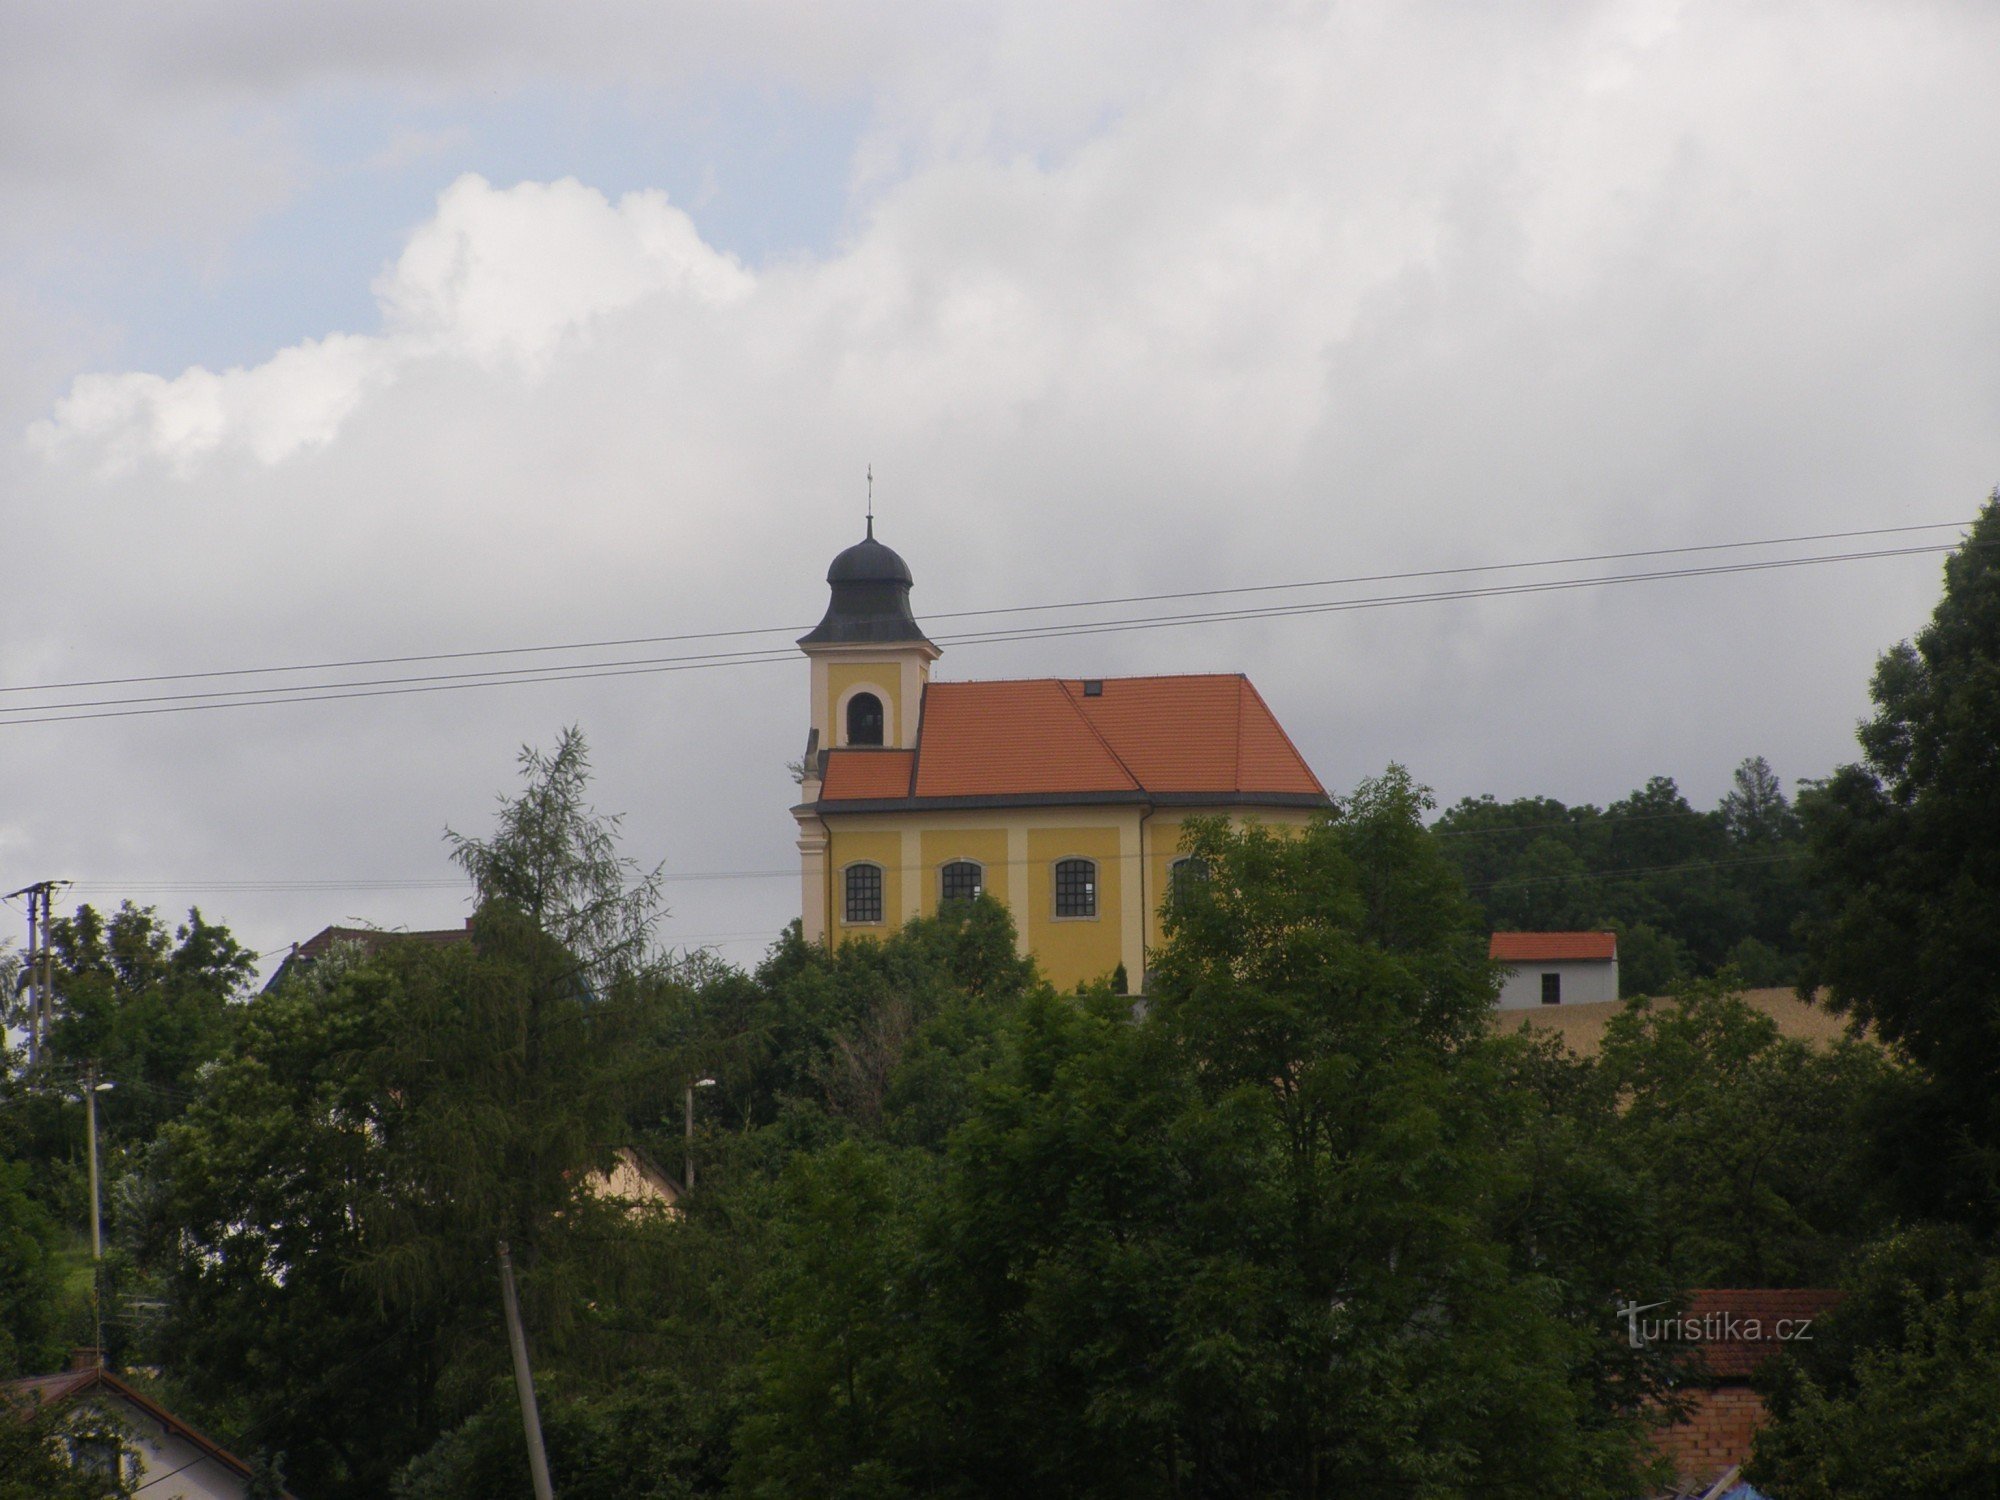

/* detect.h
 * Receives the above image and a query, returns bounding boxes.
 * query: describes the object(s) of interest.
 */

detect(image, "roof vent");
[1082,680,1103,697]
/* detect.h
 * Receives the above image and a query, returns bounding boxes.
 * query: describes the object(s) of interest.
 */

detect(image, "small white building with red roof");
[1489,931,1619,1008]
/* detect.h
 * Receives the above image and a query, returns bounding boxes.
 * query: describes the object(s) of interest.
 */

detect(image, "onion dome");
[799,521,935,648]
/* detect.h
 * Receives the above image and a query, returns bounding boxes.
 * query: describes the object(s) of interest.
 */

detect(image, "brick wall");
[1655,1385,1766,1489]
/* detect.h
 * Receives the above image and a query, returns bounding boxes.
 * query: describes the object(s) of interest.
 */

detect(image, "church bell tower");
[793,523,939,941]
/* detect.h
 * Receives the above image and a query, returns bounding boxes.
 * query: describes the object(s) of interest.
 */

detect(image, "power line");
[0,532,1975,730]
[0,518,1966,698]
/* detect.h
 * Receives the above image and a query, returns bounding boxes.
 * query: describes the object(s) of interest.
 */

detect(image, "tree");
[43,902,256,1141]
[0,1391,133,1499]
[1591,983,1900,1286]
[1798,491,2000,1222]
[0,1150,65,1376]
[1749,1229,2000,1496]
[740,770,1666,1497]
[139,729,684,1499]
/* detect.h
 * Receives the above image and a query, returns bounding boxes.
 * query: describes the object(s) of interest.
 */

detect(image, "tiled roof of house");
[1489,931,1618,963]
[819,749,918,800]
[816,674,1326,809]
[1684,1289,1845,1380]
[293,923,470,962]
[262,921,472,994]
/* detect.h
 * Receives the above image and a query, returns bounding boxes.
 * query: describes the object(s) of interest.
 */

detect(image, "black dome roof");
[826,533,915,587]
[799,523,935,649]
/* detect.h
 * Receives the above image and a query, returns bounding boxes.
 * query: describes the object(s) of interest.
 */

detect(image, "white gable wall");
[1496,957,1618,1009]
[85,1393,256,1500]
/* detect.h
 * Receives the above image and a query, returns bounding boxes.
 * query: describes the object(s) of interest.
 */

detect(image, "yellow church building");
[792,525,1330,989]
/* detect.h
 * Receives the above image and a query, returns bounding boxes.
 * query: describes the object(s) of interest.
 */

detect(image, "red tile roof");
[1489,931,1618,963]
[1682,1289,1845,1380]
[817,674,1326,808]
[820,749,916,799]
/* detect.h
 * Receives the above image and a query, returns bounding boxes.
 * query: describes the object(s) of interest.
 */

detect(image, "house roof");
[820,749,919,800]
[3,1364,295,1497]
[1683,1289,1845,1380]
[816,674,1327,811]
[262,922,472,994]
[1489,931,1618,963]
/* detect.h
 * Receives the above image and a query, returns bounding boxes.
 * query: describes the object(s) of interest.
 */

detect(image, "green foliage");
[736,770,1664,1498]
[44,902,255,1140]
[0,1149,65,1375]
[1750,1230,2000,1496]
[135,728,688,1499]
[1436,757,1812,989]
[0,1391,134,1499]
[139,943,460,1496]
[1592,983,1901,1286]
[1798,491,2000,1221]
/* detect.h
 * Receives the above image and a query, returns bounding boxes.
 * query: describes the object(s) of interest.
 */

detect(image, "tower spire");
[866,464,874,538]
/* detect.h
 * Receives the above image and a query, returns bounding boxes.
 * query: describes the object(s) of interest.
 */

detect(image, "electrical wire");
[0,533,1976,729]
[0,518,1967,698]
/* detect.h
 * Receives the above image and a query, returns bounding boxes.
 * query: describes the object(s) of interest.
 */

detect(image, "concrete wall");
[1495,957,1618,1009]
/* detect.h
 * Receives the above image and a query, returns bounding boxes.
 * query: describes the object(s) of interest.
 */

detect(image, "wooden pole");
[497,1238,556,1500]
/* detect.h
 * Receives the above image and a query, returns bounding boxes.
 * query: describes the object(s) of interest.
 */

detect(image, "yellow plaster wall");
[830,806,1328,988]
[826,661,903,747]
[1025,824,1126,989]
[917,828,1010,917]
[828,827,903,947]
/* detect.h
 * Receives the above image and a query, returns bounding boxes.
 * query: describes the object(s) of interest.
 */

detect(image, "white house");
[1490,931,1619,1008]
[2,1356,292,1499]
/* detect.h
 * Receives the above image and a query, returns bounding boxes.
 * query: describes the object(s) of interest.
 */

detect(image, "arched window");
[940,860,983,903]
[1169,855,1209,903]
[846,692,885,746]
[1054,858,1097,918]
[843,863,884,924]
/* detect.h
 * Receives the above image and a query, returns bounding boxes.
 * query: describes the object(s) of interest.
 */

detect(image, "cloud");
[6,1,2000,972]
[31,175,751,471]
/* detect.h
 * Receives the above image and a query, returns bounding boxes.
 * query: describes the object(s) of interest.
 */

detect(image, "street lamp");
[83,1072,115,1260]
[685,1078,717,1191]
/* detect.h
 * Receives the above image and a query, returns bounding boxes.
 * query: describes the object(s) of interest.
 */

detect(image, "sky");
[2,0,1997,979]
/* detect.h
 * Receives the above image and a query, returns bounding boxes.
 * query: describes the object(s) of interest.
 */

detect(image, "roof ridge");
[906,681,927,797]
[1057,680,1146,793]
[1232,675,1245,792]
[930,672,1249,688]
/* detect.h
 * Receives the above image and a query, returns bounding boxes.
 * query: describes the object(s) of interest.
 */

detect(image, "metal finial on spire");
[866,464,874,538]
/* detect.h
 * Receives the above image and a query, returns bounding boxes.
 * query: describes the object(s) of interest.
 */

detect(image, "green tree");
[1749,1229,2000,1496]
[1798,491,2000,1221]
[140,729,684,1498]
[740,770,1665,1497]
[44,903,256,1139]
[0,1391,133,1499]
[0,1151,65,1376]
[1592,984,1900,1286]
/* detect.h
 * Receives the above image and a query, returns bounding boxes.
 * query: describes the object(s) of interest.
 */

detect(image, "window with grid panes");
[1169,855,1209,902]
[844,863,883,924]
[1054,858,1096,917]
[940,860,983,902]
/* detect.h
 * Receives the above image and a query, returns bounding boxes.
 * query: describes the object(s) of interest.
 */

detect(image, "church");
[791,526,1331,990]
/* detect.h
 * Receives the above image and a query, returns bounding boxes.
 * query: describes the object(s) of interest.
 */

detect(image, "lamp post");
[83,1071,115,1260]
[685,1078,716,1191]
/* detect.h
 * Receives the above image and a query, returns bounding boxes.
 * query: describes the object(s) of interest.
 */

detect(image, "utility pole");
[84,1069,113,1260]
[7,881,65,1068]
[497,1238,556,1500]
